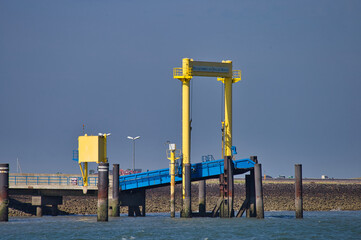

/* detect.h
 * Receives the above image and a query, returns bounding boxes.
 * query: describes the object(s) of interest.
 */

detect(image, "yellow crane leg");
[181,78,191,218]
[224,77,233,157]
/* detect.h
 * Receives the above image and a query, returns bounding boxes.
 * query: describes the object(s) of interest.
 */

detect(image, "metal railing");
[173,68,183,78]
[9,175,98,187]
[232,70,241,80]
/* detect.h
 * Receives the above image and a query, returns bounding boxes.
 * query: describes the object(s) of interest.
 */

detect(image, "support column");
[111,164,120,217]
[51,205,58,216]
[295,164,303,218]
[223,75,233,157]
[245,174,251,218]
[181,75,192,218]
[249,156,257,217]
[254,163,264,219]
[0,164,9,221]
[36,206,42,217]
[97,162,109,222]
[198,180,206,216]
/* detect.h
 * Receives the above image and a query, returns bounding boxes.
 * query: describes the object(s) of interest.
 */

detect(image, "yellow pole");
[170,149,175,218]
[181,78,191,217]
[224,76,233,156]
[181,58,192,218]
[84,162,88,187]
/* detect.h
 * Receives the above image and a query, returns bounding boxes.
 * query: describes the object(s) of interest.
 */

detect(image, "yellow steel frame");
[173,58,242,200]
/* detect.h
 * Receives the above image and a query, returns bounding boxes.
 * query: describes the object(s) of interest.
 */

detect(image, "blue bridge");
[119,158,255,191]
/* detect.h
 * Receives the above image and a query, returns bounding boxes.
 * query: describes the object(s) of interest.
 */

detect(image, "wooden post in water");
[97,162,109,221]
[249,156,257,217]
[254,163,264,219]
[111,164,120,217]
[199,180,206,216]
[295,164,303,218]
[0,164,9,221]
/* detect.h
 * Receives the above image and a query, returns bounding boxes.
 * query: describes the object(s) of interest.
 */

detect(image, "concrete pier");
[97,162,109,222]
[295,164,303,218]
[36,206,42,217]
[181,163,191,218]
[0,163,9,221]
[198,180,206,217]
[254,163,264,219]
[110,164,120,217]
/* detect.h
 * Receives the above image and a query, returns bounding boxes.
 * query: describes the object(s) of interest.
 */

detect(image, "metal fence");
[9,175,98,186]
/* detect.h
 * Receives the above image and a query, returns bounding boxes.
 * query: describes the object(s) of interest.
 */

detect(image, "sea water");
[1,211,360,240]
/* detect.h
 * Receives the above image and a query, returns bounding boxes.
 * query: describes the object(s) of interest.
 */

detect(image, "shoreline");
[9,181,361,217]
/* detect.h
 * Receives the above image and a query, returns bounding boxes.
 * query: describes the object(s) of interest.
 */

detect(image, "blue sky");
[1,0,360,178]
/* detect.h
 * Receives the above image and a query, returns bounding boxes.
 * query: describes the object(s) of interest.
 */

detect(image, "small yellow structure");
[78,133,109,187]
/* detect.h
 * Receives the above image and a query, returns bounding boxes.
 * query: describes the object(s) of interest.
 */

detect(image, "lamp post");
[127,136,140,171]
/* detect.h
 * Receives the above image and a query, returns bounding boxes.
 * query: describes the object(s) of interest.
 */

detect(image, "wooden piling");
[97,162,109,221]
[0,164,9,221]
[254,163,264,219]
[198,180,206,216]
[110,164,120,217]
[295,164,303,218]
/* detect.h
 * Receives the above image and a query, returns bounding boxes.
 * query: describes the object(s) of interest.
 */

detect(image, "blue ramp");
[119,158,255,191]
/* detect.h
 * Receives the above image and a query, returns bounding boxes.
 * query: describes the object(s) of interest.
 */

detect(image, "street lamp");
[127,136,140,171]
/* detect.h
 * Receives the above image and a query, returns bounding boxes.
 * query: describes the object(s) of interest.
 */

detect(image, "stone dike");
[9,180,361,216]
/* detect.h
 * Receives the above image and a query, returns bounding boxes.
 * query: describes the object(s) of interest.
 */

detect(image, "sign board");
[190,61,232,78]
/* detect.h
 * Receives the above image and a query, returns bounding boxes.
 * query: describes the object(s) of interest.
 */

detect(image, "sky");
[0,0,360,178]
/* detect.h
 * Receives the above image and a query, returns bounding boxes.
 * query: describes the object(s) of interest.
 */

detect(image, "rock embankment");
[9,181,361,216]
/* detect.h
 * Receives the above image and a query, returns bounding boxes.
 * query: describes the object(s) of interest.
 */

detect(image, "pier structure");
[3,59,268,220]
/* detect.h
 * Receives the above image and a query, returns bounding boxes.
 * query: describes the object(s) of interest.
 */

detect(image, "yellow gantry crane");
[173,58,241,217]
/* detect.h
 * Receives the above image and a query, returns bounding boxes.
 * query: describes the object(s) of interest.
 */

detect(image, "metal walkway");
[119,158,255,191]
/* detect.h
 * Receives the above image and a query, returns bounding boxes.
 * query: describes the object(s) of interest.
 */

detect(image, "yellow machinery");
[173,58,241,217]
[78,133,109,189]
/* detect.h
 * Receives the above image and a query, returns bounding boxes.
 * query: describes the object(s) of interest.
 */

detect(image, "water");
[1,211,361,240]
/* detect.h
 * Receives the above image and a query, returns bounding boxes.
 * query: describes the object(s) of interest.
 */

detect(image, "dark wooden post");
[97,162,109,221]
[0,164,9,221]
[110,164,120,217]
[295,164,303,218]
[199,180,206,216]
[254,163,264,219]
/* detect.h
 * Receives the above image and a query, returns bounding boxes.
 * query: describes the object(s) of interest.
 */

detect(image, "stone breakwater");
[9,181,361,216]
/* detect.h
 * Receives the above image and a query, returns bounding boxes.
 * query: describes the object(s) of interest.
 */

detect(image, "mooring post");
[245,174,251,218]
[249,156,257,217]
[295,164,303,218]
[198,180,206,216]
[97,162,109,222]
[0,164,9,221]
[254,163,264,219]
[111,164,120,217]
